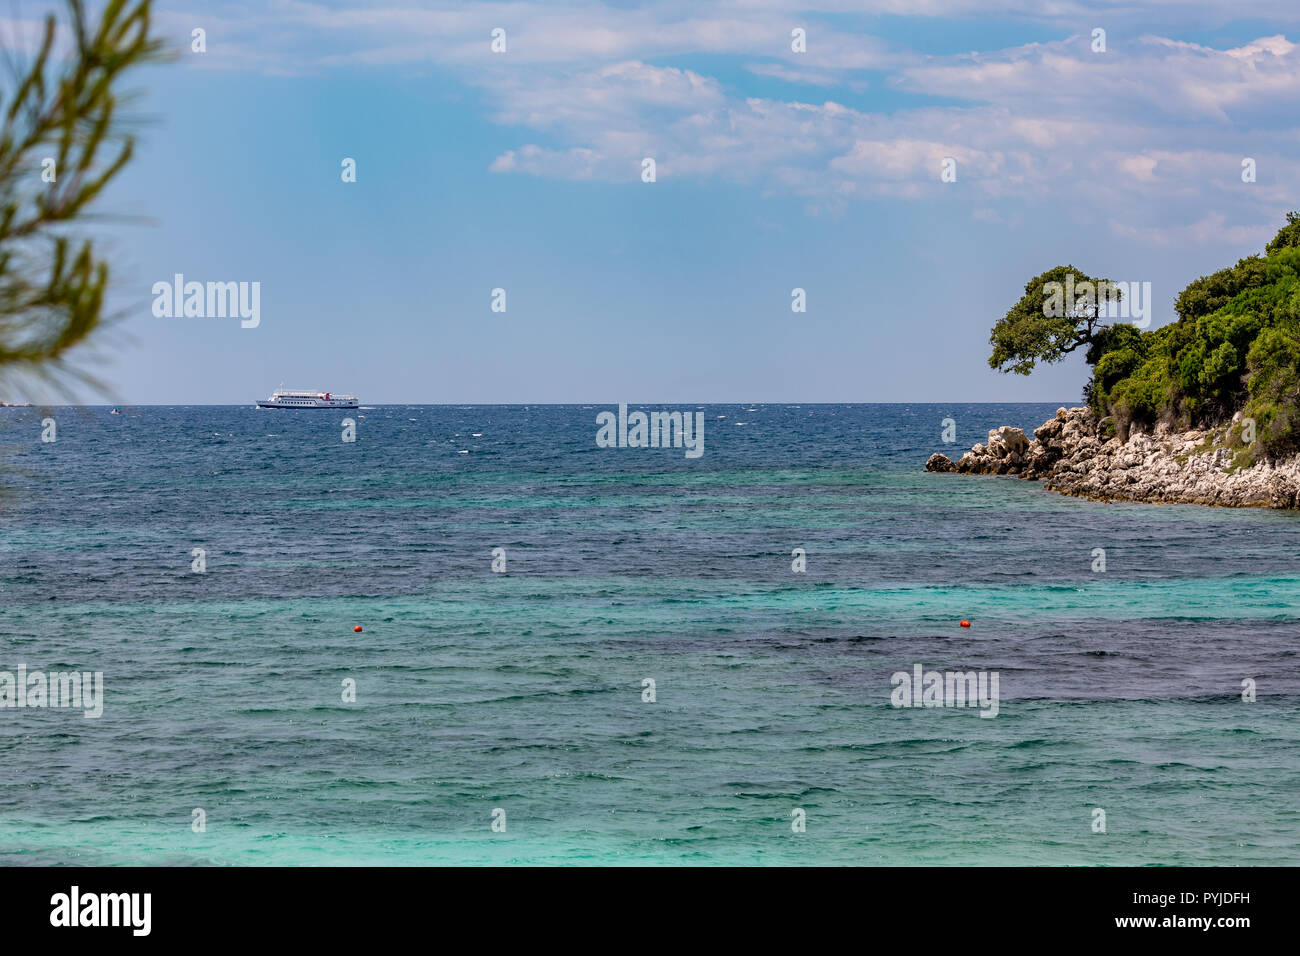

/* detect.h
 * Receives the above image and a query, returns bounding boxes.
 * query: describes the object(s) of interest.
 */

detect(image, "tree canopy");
[987,265,1122,375]
[990,213,1300,461]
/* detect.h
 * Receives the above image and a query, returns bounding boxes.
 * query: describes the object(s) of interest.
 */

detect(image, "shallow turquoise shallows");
[1,404,1296,865]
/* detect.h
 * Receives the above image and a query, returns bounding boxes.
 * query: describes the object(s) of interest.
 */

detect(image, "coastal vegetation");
[989,214,1300,463]
[0,0,162,399]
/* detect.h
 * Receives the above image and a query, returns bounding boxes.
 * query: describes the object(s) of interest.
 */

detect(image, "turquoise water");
[1,404,1297,865]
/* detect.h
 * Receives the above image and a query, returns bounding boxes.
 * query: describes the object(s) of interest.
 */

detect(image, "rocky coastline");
[925,406,1300,509]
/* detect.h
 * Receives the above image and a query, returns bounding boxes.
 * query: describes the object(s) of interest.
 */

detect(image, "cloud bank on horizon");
[153,0,1298,244]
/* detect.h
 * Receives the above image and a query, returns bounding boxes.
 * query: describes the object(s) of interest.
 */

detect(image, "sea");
[0,403,1296,865]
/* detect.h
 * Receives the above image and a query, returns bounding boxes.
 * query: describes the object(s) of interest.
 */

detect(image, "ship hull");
[257,400,359,409]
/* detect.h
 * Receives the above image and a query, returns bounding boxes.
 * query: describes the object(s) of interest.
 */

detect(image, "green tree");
[0,0,164,397]
[988,265,1122,375]
[1265,210,1300,256]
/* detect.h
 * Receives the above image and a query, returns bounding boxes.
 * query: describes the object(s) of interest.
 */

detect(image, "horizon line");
[2,400,1078,408]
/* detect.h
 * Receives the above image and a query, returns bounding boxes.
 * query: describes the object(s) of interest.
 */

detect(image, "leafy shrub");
[1083,214,1300,461]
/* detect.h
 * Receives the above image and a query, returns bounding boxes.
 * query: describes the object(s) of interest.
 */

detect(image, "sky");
[7,0,1300,404]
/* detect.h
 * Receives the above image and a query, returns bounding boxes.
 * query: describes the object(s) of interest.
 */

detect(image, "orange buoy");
[959,620,971,628]
[354,625,363,632]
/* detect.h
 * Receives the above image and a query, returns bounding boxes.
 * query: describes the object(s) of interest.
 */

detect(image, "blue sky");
[12,0,1300,403]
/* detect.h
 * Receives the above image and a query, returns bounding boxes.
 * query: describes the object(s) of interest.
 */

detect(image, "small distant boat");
[257,385,359,409]
[109,406,123,415]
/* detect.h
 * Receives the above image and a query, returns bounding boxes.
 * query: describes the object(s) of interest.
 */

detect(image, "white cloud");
[152,1,1300,240]
[1109,211,1274,247]
[744,62,847,87]
[894,32,1300,123]
[489,145,607,179]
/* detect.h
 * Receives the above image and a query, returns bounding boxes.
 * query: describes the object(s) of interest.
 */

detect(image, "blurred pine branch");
[0,0,165,402]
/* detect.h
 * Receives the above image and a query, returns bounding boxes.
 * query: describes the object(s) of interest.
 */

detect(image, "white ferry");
[257,386,359,409]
